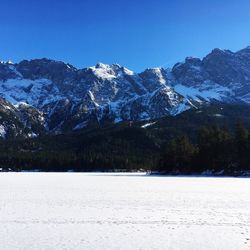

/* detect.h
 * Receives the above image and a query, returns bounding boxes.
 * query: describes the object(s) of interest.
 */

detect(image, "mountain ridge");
[1,46,250,138]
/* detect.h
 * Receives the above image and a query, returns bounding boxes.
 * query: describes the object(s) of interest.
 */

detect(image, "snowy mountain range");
[1,46,250,138]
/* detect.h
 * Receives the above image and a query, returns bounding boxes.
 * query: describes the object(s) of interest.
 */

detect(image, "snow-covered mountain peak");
[89,63,135,80]
[94,62,122,70]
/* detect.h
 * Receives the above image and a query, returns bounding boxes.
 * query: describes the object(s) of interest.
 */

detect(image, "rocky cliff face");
[1,46,250,138]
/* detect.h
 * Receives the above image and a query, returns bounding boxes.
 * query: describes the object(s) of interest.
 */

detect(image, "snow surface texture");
[0,173,250,250]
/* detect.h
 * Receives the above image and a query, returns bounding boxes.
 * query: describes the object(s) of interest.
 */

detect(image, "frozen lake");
[0,173,250,250]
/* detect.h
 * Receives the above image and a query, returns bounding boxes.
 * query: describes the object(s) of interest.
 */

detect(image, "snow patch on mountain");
[174,83,232,102]
[141,122,156,128]
[0,78,64,107]
[0,125,6,138]
[73,121,88,130]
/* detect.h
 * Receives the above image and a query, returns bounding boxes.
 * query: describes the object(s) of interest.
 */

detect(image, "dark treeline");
[0,121,250,175]
[159,121,250,175]
[0,127,159,172]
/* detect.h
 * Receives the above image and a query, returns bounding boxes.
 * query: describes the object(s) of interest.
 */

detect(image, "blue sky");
[1,0,250,71]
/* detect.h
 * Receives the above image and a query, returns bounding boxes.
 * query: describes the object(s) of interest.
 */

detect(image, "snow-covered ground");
[0,173,250,250]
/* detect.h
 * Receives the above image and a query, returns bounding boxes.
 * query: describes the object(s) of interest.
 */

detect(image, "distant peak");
[19,58,70,66]
[186,56,199,60]
[89,62,134,79]
[0,60,14,65]
[185,57,201,64]
[236,46,250,54]
[95,62,122,70]
[95,62,108,69]
[210,48,232,55]
[17,58,77,72]
[151,67,163,71]
[143,67,164,73]
[241,45,250,50]
[6,60,13,65]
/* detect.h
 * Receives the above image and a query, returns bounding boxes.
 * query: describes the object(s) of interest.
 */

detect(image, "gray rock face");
[1,46,250,137]
[0,99,44,139]
[203,48,249,86]
[171,47,250,103]
[172,57,209,87]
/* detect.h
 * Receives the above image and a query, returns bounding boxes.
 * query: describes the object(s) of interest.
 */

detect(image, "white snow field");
[0,173,250,250]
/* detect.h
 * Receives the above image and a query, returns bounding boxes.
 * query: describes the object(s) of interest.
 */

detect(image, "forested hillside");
[0,104,250,175]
